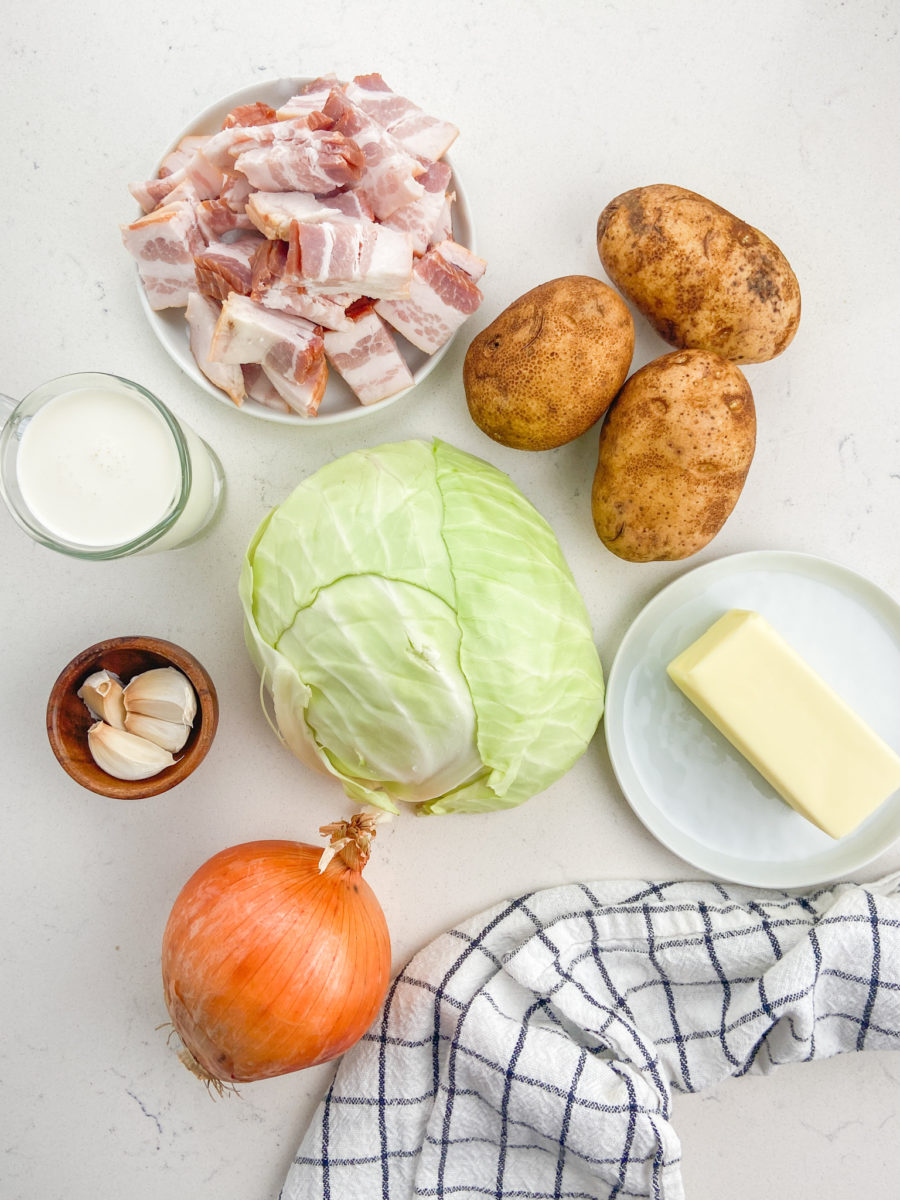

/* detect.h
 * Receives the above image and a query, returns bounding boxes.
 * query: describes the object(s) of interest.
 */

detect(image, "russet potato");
[463,275,634,450]
[597,184,801,364]
[591,349,756,562]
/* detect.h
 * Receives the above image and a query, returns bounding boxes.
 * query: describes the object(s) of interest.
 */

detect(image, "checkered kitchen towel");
[282,874,900,1199]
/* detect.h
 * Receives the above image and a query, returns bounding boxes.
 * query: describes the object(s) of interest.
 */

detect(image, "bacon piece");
[129,138,233,213]
[133,121,309,211]
[320,191,374,221]
[220,172,254,214]
[382,161,452,255]
[319,88,423,219]
[323,309,414,405]
[246,189,374,240]
[430,238,486,282]
[194,232,265,301]
[242,364,291,413]
[428,192,454,248]
[375,240,484,353]
[121,201,205,309]
[209,294,324,389]
[222,102,277,128]
[189,124,267,171]
[142,121,303,198]
[262,355,329,417]
[275,75,343,120]
[158,135,211,178]
[186,293,246,405]
[232,129,364,193]
[261,288,355,329]
[195,199,256,241]
[223,117,315,157]
[250,239,353,329]
[289,220,412,299]
[185,143,237,195]
[129,173,182,213]
[345,73,459,162]
[223,289,328,415]
[155,178,206,209]
[250,238,289,293]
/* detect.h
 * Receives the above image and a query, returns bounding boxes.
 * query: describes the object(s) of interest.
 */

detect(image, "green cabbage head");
[239,439,604,815]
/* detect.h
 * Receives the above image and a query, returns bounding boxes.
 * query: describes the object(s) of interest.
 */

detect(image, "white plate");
[604,550,900,888]
[136,77,476,425]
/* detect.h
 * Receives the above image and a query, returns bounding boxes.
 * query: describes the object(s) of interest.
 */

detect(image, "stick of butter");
[667,609,900,838]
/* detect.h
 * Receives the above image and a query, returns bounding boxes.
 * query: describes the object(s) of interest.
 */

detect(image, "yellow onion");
[161,812,390,1085]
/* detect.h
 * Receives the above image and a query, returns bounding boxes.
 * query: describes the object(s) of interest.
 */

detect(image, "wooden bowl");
[47,636,218,798]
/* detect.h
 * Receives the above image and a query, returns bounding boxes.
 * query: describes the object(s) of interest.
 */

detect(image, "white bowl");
[134,77,476,425]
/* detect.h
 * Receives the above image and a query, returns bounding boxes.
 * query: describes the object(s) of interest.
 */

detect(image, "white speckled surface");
[2,2,899,1197]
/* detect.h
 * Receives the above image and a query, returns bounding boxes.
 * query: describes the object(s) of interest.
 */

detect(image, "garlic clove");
[124,666,198,725]
[87,720,176,781]
[77,670,127,730]
[125,710,191,753]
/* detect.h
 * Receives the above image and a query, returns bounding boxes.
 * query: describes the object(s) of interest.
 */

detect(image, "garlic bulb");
[124,667,198,725]
[124,710,191,753]
[87,721,176,781]
[77,670,126,729]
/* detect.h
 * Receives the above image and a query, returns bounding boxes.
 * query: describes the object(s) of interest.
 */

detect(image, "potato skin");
[597,184,800,364]
[591,349,755,562]
[463,275,634,450]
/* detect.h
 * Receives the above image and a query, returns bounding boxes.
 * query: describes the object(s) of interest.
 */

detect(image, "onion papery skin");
[161,838,391,1084]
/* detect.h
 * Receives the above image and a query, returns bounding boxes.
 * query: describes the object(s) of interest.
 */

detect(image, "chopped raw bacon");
[146,120,305,193]
[345,73,458,162]
[220,172,254,214]
[319,89,424,219]
[222,102,277,128]
[186,293,246,405]
[158,135,211,178]
[262,354,329,417]
[246,189,373,240]
[249,238,289,293]
[273,290,355,329]
[124,71,484,416]
[428,192,454,248]
[375,241,484,354]
[193,232,265,301]
[320,190,374,221]
[249,239,352,328]
[275,76,341,120]
[245,351,328,417]
[323,309,414,405]
[382,160,452,255]
[224,117,318,157]
[232,129,365,193]
[129,173,182,214]
[195,199,256,241]
[242,364,292,413]
[209,294,325,391]
[189,124,266,171]
[155,178,205,209]
[121,201,205,309]
[130,139,234,213]
[289,220,413,299]
[430,238,487,283]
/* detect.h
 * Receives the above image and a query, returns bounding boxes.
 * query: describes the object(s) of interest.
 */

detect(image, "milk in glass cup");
[0,373,224,559]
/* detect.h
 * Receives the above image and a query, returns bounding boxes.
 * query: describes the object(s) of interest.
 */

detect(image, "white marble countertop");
[3,2,900,1196]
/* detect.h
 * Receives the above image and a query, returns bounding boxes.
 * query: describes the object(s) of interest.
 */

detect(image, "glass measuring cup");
[0,372,225,559]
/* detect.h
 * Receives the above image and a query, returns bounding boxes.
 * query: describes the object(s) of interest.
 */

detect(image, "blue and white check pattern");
[282,874,900,1199]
